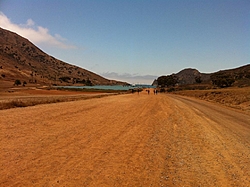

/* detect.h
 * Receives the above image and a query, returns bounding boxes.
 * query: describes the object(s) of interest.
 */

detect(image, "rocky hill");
[210,64,250,87]
[0,27,125,86]
[174,68,210,85]
[155,64,250,87]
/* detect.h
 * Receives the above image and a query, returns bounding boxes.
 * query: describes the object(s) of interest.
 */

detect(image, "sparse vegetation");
[167,87,176,92]
[0,27,124,87]
[0,92,119,110]
[211,73,235,88]
[159,88,166,92]
[195,76,202,83]
[14,79,21,86]
[76,78,86,84]
[172,87,250,113]
[56,87,125,93]
[23,81,27,86]
[155,65,250,88]
[157,75,178,87]
[59,76,71,83]
[86,79,93,86]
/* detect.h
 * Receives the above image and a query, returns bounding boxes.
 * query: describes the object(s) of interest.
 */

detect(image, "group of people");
[131,88,158,95]
[146,89,158,95]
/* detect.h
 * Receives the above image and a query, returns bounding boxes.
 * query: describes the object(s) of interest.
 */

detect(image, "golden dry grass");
[172,87,250,113]
[0,95,109,110]
[0,87,121,110]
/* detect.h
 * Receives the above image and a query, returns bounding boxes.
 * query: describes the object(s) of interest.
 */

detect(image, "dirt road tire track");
[1,91,249,186]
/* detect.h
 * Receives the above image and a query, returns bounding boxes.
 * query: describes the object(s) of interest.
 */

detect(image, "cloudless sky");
[0,0,249,84]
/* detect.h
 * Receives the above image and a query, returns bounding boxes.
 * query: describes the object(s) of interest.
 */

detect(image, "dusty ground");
[0,89,250,186]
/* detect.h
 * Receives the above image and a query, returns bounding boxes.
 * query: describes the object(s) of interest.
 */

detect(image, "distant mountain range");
[0,27,126,86]
[154,64,250,87]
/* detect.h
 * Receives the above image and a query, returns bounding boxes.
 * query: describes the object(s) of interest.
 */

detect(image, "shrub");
[211,73,235,88]
[160,88,166,93]
[157,75,178,87]
[195,76,202,83]
[59,76,71,82]
[23,81,27,86]
[86,79,93,86]
[14,79,21,86]
[76,78,86,84]
[167,87,176,92]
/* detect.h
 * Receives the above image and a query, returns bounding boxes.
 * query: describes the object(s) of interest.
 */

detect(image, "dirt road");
[1,90,249,186]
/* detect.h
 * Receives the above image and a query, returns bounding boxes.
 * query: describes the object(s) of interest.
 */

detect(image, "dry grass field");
[172,87,250,114]
[0,85,122,110]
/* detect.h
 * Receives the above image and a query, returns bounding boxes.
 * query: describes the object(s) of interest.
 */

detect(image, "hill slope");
[211,64,250,87]
[174,68,210,85]
[155,65,250,87]
[0,27,125,86]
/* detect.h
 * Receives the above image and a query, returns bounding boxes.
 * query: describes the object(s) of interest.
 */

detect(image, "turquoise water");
[58,85,156,91]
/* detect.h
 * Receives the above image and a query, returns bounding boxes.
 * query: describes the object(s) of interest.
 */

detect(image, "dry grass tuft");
[172,87,250,113]
[0,94,118,110]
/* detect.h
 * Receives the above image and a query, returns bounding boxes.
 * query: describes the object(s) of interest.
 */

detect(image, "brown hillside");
[174,68,210,85]
[0,27,125,87]
[156,65,250,87]
[211,64,250,87]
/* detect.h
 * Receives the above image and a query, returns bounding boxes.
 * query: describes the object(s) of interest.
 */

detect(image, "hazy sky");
[0,0,249,84]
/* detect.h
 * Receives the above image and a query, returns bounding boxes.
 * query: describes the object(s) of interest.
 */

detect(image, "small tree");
[195,76,202,84]
[14,79,21,86]
[86,79,93,86]
[157,75,178,87]
[76,78,86,84]
[59,76,71,82]
[23,81,27,86]
[211,73,235,88]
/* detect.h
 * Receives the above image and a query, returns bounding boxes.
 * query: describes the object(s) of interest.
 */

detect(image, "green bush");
[157,75,178,87]
[211,73,235,88]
